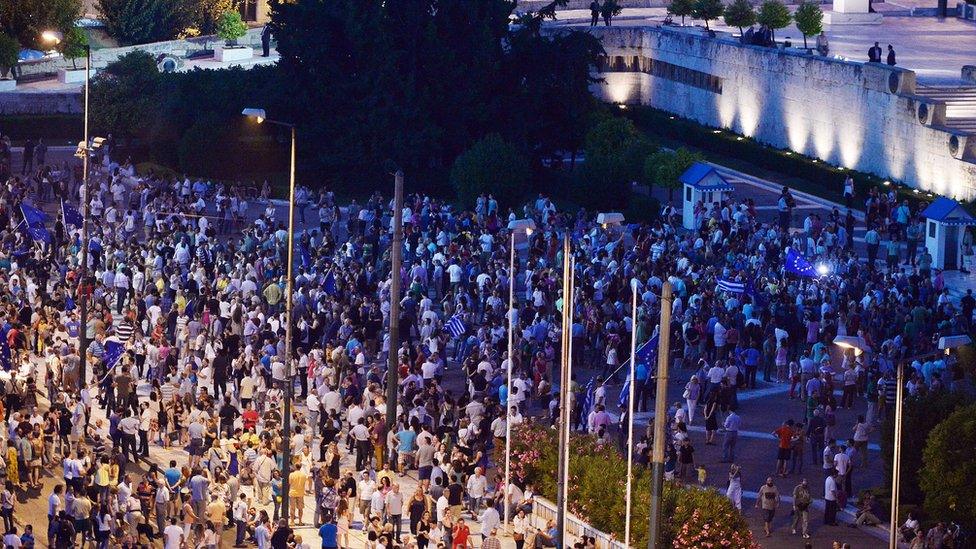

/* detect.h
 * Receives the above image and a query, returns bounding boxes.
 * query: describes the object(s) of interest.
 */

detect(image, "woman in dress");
[702,393,719,445]
[5,441,18,490]
[336,498,351,549]
[726,464,743,510]
[324,442,341,480]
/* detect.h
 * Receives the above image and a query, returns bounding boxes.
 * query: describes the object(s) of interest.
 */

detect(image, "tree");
[793,1,823,49]
[667,0,696,25]
[920,404,976,532]
[0,0,80,50]
[756,0,791,41]
[451,134,529,209]
[98,0,193,46]
[723,0,757,37]
[195,0,233,35]
[0,33,17,79]
[692,0,724,30]
[59,26,88,70]
[216,11,247,46]
[91,51,161,139]
[881,391,974,509]
[645,147,702,203]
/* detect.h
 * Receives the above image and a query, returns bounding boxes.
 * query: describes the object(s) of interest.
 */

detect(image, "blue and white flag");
[785,248,817,278]
[579,376,596,423]
[300,241,312,268]
[65,295,76,312]
[61,199,84,228]
[716,277,746,294]
[103,340,125,371]
[447,314,466,339]
[619,335,659,408]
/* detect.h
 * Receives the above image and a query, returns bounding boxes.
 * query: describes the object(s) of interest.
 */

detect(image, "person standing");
[791,479,812,538]
[261,25,272,57]
[721,410,740,462]
[725,464,742,510]
[868,41,882,62]
[755,477,779,538]
[824,470,840,526]
[886,44,896,66]
[842,175,854,209]
[21,138,35,175]
[288,464,308,526]
[590,0,601,26]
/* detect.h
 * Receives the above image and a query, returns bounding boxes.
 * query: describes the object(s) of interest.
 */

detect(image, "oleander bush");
[502,423,758,547]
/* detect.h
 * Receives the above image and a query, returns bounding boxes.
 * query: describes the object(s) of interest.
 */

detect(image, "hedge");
[624,107,940,212]
[0,115,83,145]
[501,424,759,547]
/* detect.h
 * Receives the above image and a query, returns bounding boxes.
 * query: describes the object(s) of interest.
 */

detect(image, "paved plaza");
[554,7,976,85]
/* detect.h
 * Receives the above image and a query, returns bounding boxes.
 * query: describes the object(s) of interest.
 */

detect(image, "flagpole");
[625,278,638,546]
[555,235,573,545]
[504,228,515,529]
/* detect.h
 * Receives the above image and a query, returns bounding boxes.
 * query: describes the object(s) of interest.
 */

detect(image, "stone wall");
[579,26,976,200]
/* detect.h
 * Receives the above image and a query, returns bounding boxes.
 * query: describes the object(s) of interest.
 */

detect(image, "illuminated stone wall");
[582,26,976,200]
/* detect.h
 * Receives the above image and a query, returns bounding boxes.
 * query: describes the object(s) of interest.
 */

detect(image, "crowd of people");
[0,134,971,549]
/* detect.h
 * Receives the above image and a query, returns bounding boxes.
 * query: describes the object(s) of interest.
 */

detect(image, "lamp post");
[42,30,92,390]
[624,278,638,546]
[242,107,296,519]
[385,170,404,462]
[832,337,962,549]
[504,219,535,528]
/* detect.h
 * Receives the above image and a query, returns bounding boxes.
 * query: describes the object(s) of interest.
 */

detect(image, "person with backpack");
[792,478,812,538]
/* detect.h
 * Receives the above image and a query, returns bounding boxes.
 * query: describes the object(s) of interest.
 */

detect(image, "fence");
[530,496,628,549]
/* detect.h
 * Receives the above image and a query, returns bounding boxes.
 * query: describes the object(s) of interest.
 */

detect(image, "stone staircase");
[915,85,976,133]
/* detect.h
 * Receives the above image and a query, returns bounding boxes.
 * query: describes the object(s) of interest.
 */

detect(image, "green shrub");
[692,0,725,30]
[216,10,247,45]
[450,133,529,210]
[177,113,244,179]
[920,404,976,531]
[503,424,759,547]
[0,115,83,143]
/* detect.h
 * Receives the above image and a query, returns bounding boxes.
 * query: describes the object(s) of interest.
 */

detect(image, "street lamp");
[42,29,93,390]
[504,218,534,528]
[242,107,297,520]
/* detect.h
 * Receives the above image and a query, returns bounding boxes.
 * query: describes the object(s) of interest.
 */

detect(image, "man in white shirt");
[357,472,376,523]
[466,467,488,516]
[163,517,184,549]
[233,493,249,546]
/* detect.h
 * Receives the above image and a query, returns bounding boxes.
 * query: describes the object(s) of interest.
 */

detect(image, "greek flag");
[0,329,10,371]
[447,314,466,339]
[579,376,596,423]
[716,277,746,294]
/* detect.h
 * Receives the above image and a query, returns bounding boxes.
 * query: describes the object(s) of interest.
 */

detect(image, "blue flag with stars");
[323,271,338,296]
[19,204,51,244]
[785,248,817,278]
[61,199,84,228]
[103,340,125,371]
[619,335,659,408]
[0,329,10,372]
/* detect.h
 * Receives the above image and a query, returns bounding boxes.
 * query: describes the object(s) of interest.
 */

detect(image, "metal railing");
[530,496,628,549]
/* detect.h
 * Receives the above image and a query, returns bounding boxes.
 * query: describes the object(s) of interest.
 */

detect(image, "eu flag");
[0,330,10,372]
[20,204,51,243]
[103,340,125,371]
[300,242,312,268]
[61,199,84,228]
[619,335,659,408]
[785,248,817,278]
[323,271,338,296]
